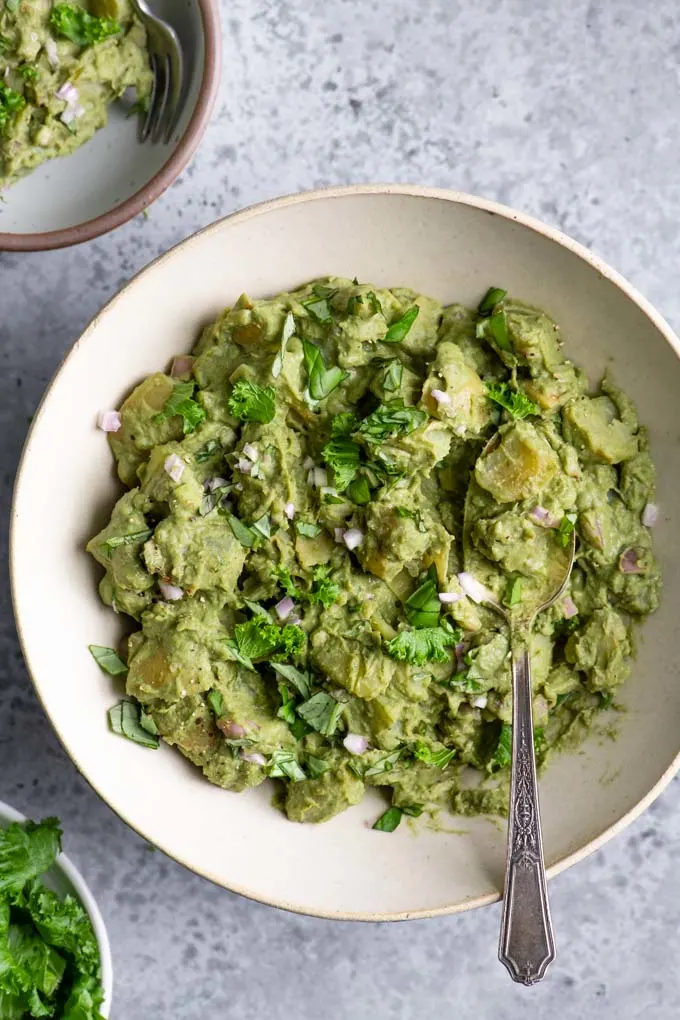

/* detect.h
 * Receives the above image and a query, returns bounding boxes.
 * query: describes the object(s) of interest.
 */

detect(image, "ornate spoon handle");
[498,639,555,985]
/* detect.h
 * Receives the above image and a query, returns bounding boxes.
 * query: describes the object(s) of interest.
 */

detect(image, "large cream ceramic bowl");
[11,186,680,920]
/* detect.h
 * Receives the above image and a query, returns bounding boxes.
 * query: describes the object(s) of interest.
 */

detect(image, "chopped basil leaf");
[401,804,424,817]
[207,689,225,717]
[227,514,259,548]
[404,577,440,629]
[50,3,121,46]
[306,754,330,779]
[321,436,361,491]
[88,644,127,676]
[139,709,159,737]
[366,291,383,315]
[108,700,159,749]
[363,748,405,779]
[243,598,273,621]
[302,339,349,401]
[268,750,306,782]
[486,382,539,419]
[195,439,220,463]
[347,476,371,505]
[558,512,577,548]
[155,381,206,434]
[251,513,272,539]
[487,310,511,352]
[504,577,522,607]
[200,484,231,517]
[382,305,419,344]
[491,723,512,769]
[478,287,507,315]
[270,662,312,700]
[272,311,296,379]
[383,360,403,392]
[100,528,153,554]
[386,622,459,666]
[276,682,298,725]
[358,400,427,444]
[372,806,402,832]
[295,520,322,538]
[296,692,342,736]
[303,296,333,324]
[413,741,456,768]
[228,380,276,424]
[347,294,363,315]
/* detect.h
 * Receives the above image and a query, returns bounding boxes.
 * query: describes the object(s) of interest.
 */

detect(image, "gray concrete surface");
[2,0,679,1016]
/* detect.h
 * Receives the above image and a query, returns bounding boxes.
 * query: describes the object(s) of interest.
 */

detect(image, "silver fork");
[131,0,185,144]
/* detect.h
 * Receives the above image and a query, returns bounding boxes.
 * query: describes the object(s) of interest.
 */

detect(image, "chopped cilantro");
[108,700,160,748]
[404,575,441,629]
[49,3,121,46]
[321,436,361,491]
[302,339,349,401]
[296,520,322,538]
[347,476,371,504]
[383,360,403,392]
[357,400,427,444]
[228,380,276,424]
[88,644,127,676]
[382,306,419,344]
[503,576,523,607]
[296,692,342,735]
[155,381,206,434]
[268,750,306,782]
[413,741,456,768]
[372,806,403,832]
[477,287,507,315]
[308,565,340,607]
[486,382,539,419]
[272,311,296,378]
[100,528,153,554]
[0,81,25,134]
[386,622,459,666]
[557,512,577,548]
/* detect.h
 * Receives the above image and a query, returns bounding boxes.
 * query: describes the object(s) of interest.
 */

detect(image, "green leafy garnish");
[302,339,349,401]
[331,412,360,437]
[100,528,153,554]
[270,663,312,699]
[226,514,260,548]
[357,400,427,444]
[503,577,522,607]
[303,296,334,324]
[139,709,159,736]
[557,512,577,548]
[362,749,405,779]
[296,692,342,736]
[206,689,225,717]
[49,3,121,46]
[4,0,20,11]
[108,700,160,748]
[386,622,459,666]
[268,750,306,782]
[366,291,383,315]
[272,311,296,379]
[490,723,512,769]
[88,644,127,676]
[404,576,440,629]
[401,804,424,817]
[274,565,299,599]
[321,436,361,491]
[372,807,403,832]
[478,287,507,315]
[0,818,62,898]
[308,565,340,607]
[0,81,25,134]
[486,382,539,419]
[155,381,206,434]
[195,438,220,463]
[413,741,456,768]
[296,520,322,538]
[382,360,403,392]
[228,380,276,424]
[18,64,39,82]
[394,506,427,532]
[382,306,419,344]
[347,476,371,504]
[200,483,231,517]
[306,755,330,779]
[251,513,272,539]
[226,617,305,670]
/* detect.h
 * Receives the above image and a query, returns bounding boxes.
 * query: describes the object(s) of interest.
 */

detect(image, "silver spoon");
[463,427,576,985]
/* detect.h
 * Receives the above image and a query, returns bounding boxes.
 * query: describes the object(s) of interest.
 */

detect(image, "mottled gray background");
[1,0,679,1016]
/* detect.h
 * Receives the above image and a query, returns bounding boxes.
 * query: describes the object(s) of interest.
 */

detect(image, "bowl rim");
[10,183,680,921]
[0,0,221,253]
[0,799,114,1016]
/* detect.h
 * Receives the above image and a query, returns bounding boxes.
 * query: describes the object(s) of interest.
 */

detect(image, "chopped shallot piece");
[343,733,368,755]
[206,476,229,491]
[458,571,494,605]
[619,548,647,574]
[240,750,266,766]
[243,443,259,462]
[97,410,121,432]
[439,592,462,604]
[171,355,193,377]
[283,502,296,520]
[642,503,658,528]
[159,581,184,602]
[217,720,246,739]
[275,596,295,621]
[343,528,364,550]
[163,453,185,482]
[471,695,488,710]
[430,388,451,405]
[529,505,558,528]
[562,596,578,619]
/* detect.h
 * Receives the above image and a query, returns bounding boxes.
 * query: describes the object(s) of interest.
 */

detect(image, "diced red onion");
[159,581,184,602]
[56,81,78,103]
[206,476,229,491]
[529,505,558,528]
[439,592,462,604]
[97,410,121,433]
[236,458,252,474]
[217,720,245,739]
[343,528,364,550]
[334,528,345,543]
[171,355,193,377]
[430,388,451,405]
[458,571,494,605]
[471,695,488,709]
[240,750,266,766]
[45,38,59,67]
[164,453,185,482]
[283,502,296,520]
[642,502,658,528]
[61,105,85,125]
[562,596,578,619]
[275,596,295,621]
[619,548,647,575]
[245,720,260,732]
[343,733,369,755]
[243,443,259,462]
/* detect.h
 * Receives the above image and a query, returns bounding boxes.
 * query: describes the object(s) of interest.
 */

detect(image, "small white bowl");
[0,801,113,1017]
[0,0,220,251]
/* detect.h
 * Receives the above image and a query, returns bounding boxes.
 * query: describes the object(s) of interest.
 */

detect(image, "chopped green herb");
[556,691,576,706]
[401,804,424,818]
[127,94,150,118]
[558,512,577,548]
[272,310,296,378]
[88,644,127,676]
[347,476,371,504]
[155,381,206,434]
[306,754,330,778]
[386,622,459,666]
[321,436,361,490]
[195,438,220,463]
[268,750,306,782]
[534,726,546,754]
[207,689,225,717]
[303,296,333,324]
[226,617,305,670]
[488,310,511,352]
[139,709,159,737]
[346,294,363,315]
[478,287,507,315]
[363,749,405,779]
[297,692,342,736]
[200,483,231,517]
[366,291,383,315]
[486,382,539,419]
[490,723,512,769]
[382,306,419,344]
[227,514,260,548]
[296,520,322,538]
[413,741,456,768]
[383,360,403,392]
[0,81,26,134]
[270,662,312,699]
[18,64,39,82]
[372,806,403,832]
[357,400,427,444]
[100,528,153,554]
[302,339,349,401]
[274,565,300,599]
[4,0,20,11]
[504,577,523,607]
[228,380,276,424]
[394,506,427,533]
[308,565,340,608]
[251,513,273,539]
[49,3,121,46]
[276,682,298,725]
[404,577,441,629]
[108,700,160,748]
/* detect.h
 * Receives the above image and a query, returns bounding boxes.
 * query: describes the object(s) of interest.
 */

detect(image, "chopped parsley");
[372,806,403,832]
[557,512,577,548]
[486,382,539,419]
[88,644,127,676]
[302,339,349,401]
[357,400,427,444]
[18,64,39,82]
[49,3,121,46]
[386,622,459,666]
[296,692,342,736]
[331,412,360,437]
[0,81,25,134]
[477,287,507,315]
[270,662,312,699]
[382,306,419,344]
[228,379,276,424]
[413,741,456,768]
[321,436,361,491]
[308,565,340,607]
[108,700,160,749]
[226,617,305,670]
[155,381,206,434]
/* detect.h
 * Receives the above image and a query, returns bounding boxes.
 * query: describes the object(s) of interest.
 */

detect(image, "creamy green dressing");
[88,279,661,827]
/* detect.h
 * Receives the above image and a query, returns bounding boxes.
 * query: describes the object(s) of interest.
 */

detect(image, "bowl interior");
[11,187,680,919]
[0,800,113,1016]
[0,0,205,236]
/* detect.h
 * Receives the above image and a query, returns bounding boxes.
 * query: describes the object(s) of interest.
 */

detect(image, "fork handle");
[498,638,555,985]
